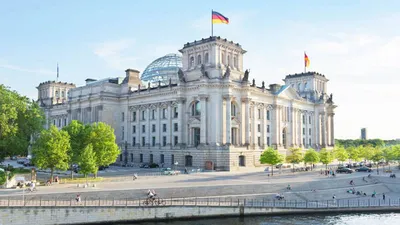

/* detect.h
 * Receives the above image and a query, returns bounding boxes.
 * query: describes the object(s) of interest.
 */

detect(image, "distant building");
[361,128,367,140]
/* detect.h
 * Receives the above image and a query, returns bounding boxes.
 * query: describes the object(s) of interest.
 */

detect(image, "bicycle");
[153,197,166,206]
[26,187,38,192]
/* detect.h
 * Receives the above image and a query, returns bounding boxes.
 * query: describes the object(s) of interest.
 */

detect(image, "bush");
[0,171,6,185]
[149,163,159,168]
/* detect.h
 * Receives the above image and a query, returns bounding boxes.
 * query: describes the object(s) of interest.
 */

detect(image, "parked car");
[17,159,25,164]
[276,164,283,169]
[336,167,354,174]
[11,156,18,160]
[23,160,34,167]
[140,163,150,168]
[99,165,109,170]
[355,167,372,172]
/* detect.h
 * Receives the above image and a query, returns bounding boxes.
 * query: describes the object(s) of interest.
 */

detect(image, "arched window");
[231,102,237,116]
[190,56,194,67]
[221,53,225,64]
[205,53,209,63]
[197,55,201,65]
[191,101,201,116]
[282,128,287,149]
[227,55,230,66]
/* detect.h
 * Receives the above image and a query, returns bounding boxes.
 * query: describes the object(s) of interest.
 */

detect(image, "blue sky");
[1,0,400,140]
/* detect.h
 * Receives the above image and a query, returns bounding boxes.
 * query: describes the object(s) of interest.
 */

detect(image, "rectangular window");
[142,110,145,120]
[266,110,270,120]
[309,138,311,146]
[152,136,156,146]
[150,154,153,164]
[303,128,305,135]
[257,124,261,132]
[152,109,155,120]
[152,124,156,132]
[122,112,125,122]
[163,136,167,146]
[121,126,124,140]
[174,123,178,132]
[174,136,178,146]
[303,115,305,124]
[303,138,305,145]
[140,154,143,163]
[64,119,67,126]
[130,153,133,162]
[133,125,136,134]
[163,124,167,132]
[174,107,178,118]
[267,125,270,133]
[309,128,311,135]
[133,112,137,122]
[142,137,145,146]
[58,119,61,127]
[258,109,261,119]
[160,154,165,164]
[119,154,123,161]
[257,137,261,146]
[309,116,311,124]
[162,108,166,119]
[142,125,145,133]
[171,154,174,165]
[132,137,136,146]
[267,137,270,146]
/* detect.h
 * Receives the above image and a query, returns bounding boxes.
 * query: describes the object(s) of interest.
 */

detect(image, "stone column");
[147,107,151,147]
[242,98,251,145]
[290,106,295,147]
[321,112,326,147]
[252,103,257,147]
[271,105,279,149]
[199,95,208,145]
[262,106,267,147]
[224,95,232,145]
[157,104,162,148]
[167,103,172,146]
[330,113,335,146]
[177,98,186,147]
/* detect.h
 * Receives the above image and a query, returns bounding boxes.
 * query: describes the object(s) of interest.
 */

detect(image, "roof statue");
[178,68,186,83]
[242,69,250,82]
[200,64,210,79]
[222,66,231,79]
[262,81,265,89]
[327,93,334,104]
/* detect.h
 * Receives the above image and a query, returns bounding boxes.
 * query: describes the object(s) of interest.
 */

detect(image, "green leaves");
[304,149,320,165]
[78,144,98,177]
[286,148,303,165]
[260,147,284,166]
[333,146,349,163]
[319,148,334,167]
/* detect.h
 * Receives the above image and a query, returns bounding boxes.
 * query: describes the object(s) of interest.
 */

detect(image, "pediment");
[275,85,302,100]
[188,117,201,124]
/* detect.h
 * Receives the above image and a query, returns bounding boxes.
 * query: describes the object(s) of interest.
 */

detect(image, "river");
[119,213,400,225]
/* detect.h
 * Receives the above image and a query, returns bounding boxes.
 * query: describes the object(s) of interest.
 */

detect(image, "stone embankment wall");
[1,206,400,225]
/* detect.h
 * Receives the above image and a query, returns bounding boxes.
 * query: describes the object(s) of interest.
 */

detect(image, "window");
[258,109,261,119]
[267,110,270,120]
[193,128,200,147]
[174,107,178,118]
[142,137,145,146]
[197,54,201,65]
[309,128,312,135]
[61,91,65,98]
[152,110,155,120]
[304,82,308,90]
[309,138,311,146]
[142,125,145,133]
[163,136,167,146]
[152,124,156,132]
[133,112,136,122]
[132,137,136,146]
[227,55,230,66]
[122,112,125,122]
[303,115,305,124]
[150,154,153,164]
[191,101,201,116]
[174,136,178,146]
[234,56,238,68]
[160,154,165,164]
[298,83,301,90]
[58,119,61,127]
[185,155,193,167]
[303,128,305,135]
[221,53,225,64]
[267,137,270,146]
[163,124,167,132]
[64,119,67,126]
[130,153,133,162]
[267,125,270,133]
[257,137,261,146]
[141,110,145,120]
[257,124,261,132]
[231,102,236,116]
[152,136,156,146]
[140,154,143,163]
[303,138,305,145]
[133,125,136,134]
[174,123,178,132]
[121,126,124,140]
[190,56,194,67]
[205,53,209,63]
[119,154,123,162]
[309,116,311,124]
[282,128,287,148]
[162,108,167,119]
[171,154,175,165]
[55,91,59,98]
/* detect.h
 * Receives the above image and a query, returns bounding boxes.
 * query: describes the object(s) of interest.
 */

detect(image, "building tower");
[361,128,367,140]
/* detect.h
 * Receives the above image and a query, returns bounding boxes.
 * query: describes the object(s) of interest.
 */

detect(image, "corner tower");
[179,36,247,81]
[283,72,329,102]
[37,81,76,107]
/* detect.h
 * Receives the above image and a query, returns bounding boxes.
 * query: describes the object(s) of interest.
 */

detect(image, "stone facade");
[37,36,337,171]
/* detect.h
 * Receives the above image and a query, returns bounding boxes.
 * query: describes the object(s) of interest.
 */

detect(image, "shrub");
[0,171,6,185]
[149,163,159,168]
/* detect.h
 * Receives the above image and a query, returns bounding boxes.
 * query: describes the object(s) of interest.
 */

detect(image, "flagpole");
[211,9,213,37]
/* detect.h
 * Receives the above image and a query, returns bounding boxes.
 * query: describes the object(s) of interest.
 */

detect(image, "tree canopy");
[32,125,70,181]
[304,149,320,166]
[286,148,303,171]
[333,146,349,163]
[78,144,98,178]
[260,147,284,176]
[319,148,334,169]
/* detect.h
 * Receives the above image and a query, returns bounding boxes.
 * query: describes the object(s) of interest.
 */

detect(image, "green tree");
[0,85,44,161]
[382,147,396,170]
[259,147,284,176]
[304,149,320,170]
[32,125,70,181]
[347,146,362,163]
[333,146,349,164]
[319,148,334,169]
[78,144,98,182]
[286,148,303,172]
[62,120,89,178]
[86,122,120,176]
[362,145,375,161]
[371,147,384,175]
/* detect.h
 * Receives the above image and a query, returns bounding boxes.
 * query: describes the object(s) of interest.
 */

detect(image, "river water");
[122,213,400,225]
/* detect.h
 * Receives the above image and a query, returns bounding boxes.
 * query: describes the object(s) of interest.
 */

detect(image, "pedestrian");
[332,194,336,199]
[75,194,81,202]
[383,193,386,201]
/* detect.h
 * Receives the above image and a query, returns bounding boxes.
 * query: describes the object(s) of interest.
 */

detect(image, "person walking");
[383,193,386,201]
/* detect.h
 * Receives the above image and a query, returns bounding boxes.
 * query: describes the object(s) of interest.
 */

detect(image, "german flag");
[304,52,310,68]
[212,11,229,24]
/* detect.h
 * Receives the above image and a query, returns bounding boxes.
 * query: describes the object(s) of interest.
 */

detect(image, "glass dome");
[141,53,182,85]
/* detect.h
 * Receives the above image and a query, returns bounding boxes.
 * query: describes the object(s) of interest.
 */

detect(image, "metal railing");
[0,197,399,208]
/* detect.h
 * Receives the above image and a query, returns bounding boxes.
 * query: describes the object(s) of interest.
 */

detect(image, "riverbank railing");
[0,197,400,208]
